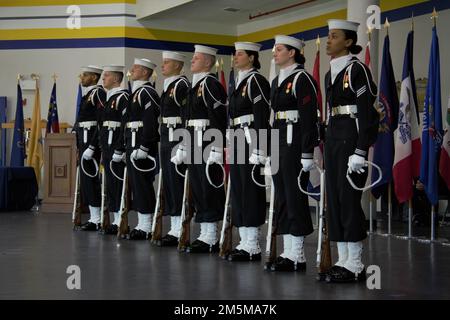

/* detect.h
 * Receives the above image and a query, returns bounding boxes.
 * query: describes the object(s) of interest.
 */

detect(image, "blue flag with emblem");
[75,83,82,121]
[371,34,399,198]
[420,26,443,205]
[10,83,26,166]
[46,82,60,134]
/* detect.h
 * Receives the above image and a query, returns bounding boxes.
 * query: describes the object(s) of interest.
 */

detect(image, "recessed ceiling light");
[223,7,240,12]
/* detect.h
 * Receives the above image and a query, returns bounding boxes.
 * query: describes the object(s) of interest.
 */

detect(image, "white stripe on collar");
[330,54,353,84]
[106,86,123,101]
[163,75,182,93]
[278,63,299,87]
[192,72,209,88]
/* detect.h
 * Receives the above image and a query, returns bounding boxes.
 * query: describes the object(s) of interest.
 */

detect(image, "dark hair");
[284,45,306,65]
[113,71,124,83]
[86,72,101,82]
[343,30,363,55]
[244,50,261,69]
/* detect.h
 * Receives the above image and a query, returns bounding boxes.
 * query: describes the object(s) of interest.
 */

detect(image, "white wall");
[0,47,124,165]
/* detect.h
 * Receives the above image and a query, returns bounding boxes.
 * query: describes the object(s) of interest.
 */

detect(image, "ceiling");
[137,0,338,34]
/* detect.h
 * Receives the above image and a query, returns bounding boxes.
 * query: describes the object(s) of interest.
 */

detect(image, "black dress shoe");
[103,224,118,235]
[228,249,261,262]
[186,240,219,253]
[128,229,151,240]
[326,267,366,283]
[81,222,100,231]
[160,234,179,247]
[270,256,306,272]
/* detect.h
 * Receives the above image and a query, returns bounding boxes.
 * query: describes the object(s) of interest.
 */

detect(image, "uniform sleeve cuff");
[354,148,367,157]
[114,150,123,156]
[88,145,95,150]
[301,153,313,159]
[140,145,149,152]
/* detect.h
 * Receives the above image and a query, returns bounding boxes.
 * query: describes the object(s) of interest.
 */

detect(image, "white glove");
[347,154,366,174]
[112,151,125,163]
[170,145,187,165]
[301,159,315,172]
[207,147,223,164]
[132,147,148,160]
[249,149,267,165]
[82,146,95,161]
[263,157,272,176]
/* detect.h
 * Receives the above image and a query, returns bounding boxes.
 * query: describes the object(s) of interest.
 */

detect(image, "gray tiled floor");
[1,211,449,300]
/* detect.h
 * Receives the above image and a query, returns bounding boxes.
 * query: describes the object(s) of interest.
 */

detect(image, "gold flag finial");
[300,38,305,55]
[17,73,22,84]
[367,26,373,42]
[220,57,224,70]
[52,73,57,82]
[384,17,390,35]
[316,34,320,51]
[152,71,157,81]
[126,70,131,79]
[230,53,234,68]
[431,7,438,27]
[215,60,219,72]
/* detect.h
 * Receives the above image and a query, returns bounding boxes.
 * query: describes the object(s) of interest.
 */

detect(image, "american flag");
[46,82,60,134]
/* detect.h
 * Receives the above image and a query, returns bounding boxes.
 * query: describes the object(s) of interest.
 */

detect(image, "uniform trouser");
[229,131,266,227]
[126,148,156,213]
[160,127,185,216]
[187,128,225,223]
[324,118,367,242]
[272,143,314,237]
[271,119,313,236]
[77,130,101,207]
[100,126,124,213]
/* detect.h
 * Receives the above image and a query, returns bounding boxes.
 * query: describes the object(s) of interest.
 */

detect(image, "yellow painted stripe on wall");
[0,0,135,6]
[0,26,236,45]
[380,0,427,12]
[238,9,347,42]
[0,27,125,40]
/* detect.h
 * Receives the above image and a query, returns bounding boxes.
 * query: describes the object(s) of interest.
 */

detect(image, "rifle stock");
[151,170,164,245]
[100,166,110,231]
[219,178,232,258]
[117,167,129,239]
[316,169,332,281]
[178,170,193,251]
[72,166,82,229]
[264,179,277,270]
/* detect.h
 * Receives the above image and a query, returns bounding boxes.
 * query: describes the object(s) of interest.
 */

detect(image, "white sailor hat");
[274,35,305,50]
[162,51,186,62]
[194,45,218,57]
[327,19,360,32]
[134,58,157,69]
[234,42,262,52]
[103,65,125,73]
[81,65,103,74]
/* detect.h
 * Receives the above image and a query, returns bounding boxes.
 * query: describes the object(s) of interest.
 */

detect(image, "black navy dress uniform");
[99,88,129,215]
[160,76,189,217]
[324,56,378,242]
[123,81,161,239]
[186,73,227,251]
[75,85,105,213]
[270,65,318,238]
[229,70,270,229]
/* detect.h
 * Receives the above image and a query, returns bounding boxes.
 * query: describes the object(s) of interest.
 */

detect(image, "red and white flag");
[439,96,450,191]
[393,31,421,203]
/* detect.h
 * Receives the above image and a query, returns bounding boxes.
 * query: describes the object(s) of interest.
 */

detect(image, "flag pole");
[369,193,374,233]
[408,199,413,238]
[384,18,390,36]
[388,183,392,235]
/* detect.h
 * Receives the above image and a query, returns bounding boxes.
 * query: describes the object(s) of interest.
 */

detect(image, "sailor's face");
[327,29,350,57]
[191,52,207,73]
[234,50,252,70]
[130,64,147,81]
[102,71,115,89]
[273,44,293,66]
[80,72,97,87]
[162,59,179,77]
